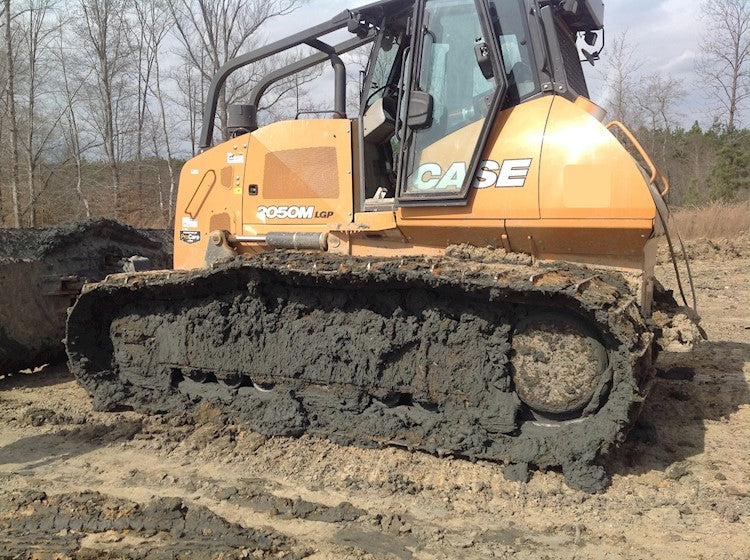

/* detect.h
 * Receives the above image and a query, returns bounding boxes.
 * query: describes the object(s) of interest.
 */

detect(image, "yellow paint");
[242,119,353,227]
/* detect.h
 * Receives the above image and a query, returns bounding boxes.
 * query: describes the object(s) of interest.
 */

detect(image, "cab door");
[397,0,507,206]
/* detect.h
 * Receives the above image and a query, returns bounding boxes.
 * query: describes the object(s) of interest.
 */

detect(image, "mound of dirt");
[658,233,749,264]
[0,220,172,374]
[0,219,170,261]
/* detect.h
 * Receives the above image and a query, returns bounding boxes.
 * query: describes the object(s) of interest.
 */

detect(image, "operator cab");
[358,0,604,211]
[197,0,605,218]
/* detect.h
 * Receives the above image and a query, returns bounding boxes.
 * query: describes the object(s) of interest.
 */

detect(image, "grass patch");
[670,201,749,240]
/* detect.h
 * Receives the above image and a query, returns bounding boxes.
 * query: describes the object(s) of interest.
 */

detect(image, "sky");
[262,0,717,129]
[588,0,708,126]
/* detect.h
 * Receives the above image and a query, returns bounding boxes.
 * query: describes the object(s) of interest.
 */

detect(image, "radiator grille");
[556,21,589,98]
[263,147,339,199]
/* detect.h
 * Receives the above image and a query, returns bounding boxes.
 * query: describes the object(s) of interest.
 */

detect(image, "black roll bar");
[249,35,374,119]
[199,11,352,149]
[306,39,348,119]
[198,0,413,149]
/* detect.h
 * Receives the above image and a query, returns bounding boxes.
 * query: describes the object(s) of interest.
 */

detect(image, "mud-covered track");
[66,251,655,492]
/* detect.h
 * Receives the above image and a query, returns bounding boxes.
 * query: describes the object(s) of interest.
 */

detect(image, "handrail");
[198,0,413,149]
[606,120,670,198]
[249,35,373,117]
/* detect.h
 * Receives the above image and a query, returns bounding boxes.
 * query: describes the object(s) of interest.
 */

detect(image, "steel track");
[66,251,654,492]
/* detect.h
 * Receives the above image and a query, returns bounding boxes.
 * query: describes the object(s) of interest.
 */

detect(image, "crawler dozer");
[66,0,696,491]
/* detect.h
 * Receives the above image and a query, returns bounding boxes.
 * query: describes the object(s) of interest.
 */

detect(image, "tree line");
[599,0,749,206]
[0,0,320,228]
[0,0,748,229]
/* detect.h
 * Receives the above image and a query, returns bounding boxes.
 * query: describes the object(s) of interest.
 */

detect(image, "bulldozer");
[65,0,697,492]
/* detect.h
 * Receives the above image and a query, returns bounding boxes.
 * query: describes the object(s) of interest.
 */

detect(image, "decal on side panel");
[182,216,198,229]
[256,206,335,222]
[179,230,201,244]
[412,159,533,190]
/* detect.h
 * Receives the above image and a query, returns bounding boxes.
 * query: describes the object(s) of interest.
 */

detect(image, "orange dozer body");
[67,0,693,493]
[174,94,664,311]
[173,0,668,316]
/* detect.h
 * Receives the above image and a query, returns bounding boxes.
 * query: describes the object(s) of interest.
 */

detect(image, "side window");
[404,0,499,195]
[492,0,539,104]
[362,34,401,112]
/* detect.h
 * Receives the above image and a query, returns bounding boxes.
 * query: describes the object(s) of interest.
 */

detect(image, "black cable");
[656,203,698,314]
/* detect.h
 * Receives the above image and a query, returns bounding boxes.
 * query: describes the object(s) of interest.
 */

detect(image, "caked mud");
[0,490,306,559]
[2,247,746,559]
[0,220,171,373]
[67,250,655,492]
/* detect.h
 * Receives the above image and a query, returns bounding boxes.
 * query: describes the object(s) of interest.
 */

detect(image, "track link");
[66,251,654,492]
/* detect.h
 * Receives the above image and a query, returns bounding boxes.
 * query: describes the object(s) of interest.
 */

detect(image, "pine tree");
[709,131,750,201]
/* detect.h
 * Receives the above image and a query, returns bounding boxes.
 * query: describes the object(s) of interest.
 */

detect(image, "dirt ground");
[1,240,748,559]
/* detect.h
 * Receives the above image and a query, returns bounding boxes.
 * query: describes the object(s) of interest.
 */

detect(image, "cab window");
[491,0,539,105]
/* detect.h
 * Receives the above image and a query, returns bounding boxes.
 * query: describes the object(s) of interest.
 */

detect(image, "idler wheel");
[510,313,608,415]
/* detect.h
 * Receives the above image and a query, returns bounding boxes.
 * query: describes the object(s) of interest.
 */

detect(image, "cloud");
[585,0,709,126]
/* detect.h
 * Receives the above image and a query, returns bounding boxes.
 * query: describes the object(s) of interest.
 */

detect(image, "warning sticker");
[179,230,201,244]
[182,216,198,229]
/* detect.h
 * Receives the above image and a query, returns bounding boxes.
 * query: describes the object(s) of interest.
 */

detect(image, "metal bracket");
[205,231,238,266]
[541,81,568,94]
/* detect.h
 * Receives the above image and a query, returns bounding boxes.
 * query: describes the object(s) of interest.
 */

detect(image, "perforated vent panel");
[556,21,589,98]
[263,147,339,199]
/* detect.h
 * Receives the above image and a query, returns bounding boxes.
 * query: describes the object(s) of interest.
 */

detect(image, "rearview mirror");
[406,90,433,130]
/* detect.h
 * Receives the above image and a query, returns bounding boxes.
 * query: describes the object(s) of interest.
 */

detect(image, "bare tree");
[166,0,308,141]
[698,0,750,133]
[129,0,164,191]
[77,0,134,218]
[600,31,641,127]
[637,74,685,134]
[54,25,93,218]
[135,0,177,225]
[3,0,20,226]
[0,1,5,222]
[172,56,203,156]
[19,0,62,226]
[636,73,685,163]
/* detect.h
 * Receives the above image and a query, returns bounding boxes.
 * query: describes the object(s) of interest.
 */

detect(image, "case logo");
[412,158,533,190]
[474,159,533,189]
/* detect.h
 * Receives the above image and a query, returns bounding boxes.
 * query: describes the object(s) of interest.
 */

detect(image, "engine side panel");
[241,119,354,232]
[174,119,354,270]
